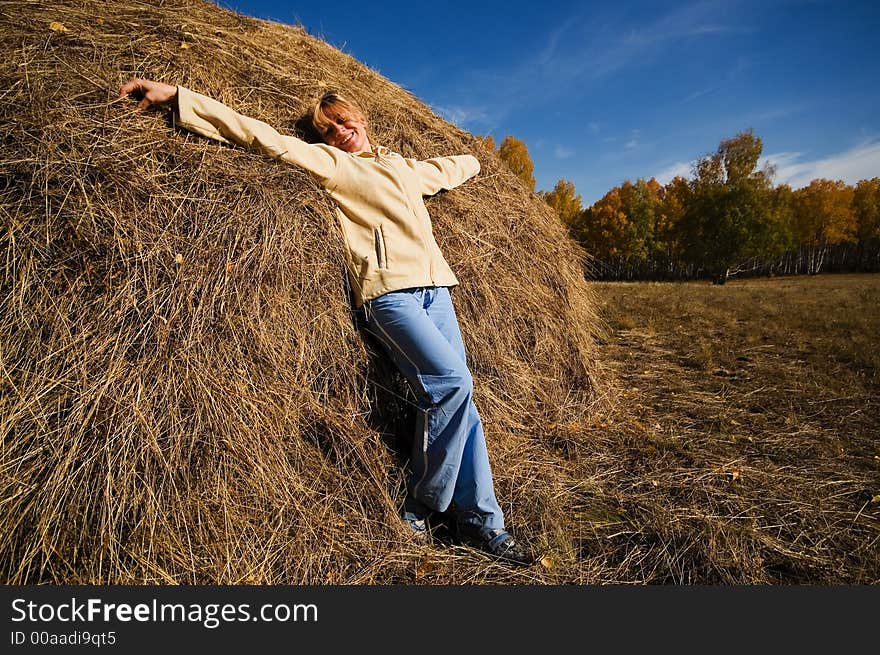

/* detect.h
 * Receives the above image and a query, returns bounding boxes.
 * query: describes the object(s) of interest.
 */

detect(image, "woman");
[119,78,532,566]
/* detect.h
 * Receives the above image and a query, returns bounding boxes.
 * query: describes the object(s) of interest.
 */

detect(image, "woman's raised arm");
[407,155,481,197]
[119,78,340,186]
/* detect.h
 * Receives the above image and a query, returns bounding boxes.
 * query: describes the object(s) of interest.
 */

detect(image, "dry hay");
[0,0,611,583]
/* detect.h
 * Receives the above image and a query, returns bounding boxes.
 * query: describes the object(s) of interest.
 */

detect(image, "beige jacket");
[174,86,480,306]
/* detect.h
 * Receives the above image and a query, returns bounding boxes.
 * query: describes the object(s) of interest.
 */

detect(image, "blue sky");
[216,0,879,206]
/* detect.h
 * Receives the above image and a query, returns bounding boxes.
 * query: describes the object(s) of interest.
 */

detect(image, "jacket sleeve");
[406,154,480,196]
[174,86,340,187]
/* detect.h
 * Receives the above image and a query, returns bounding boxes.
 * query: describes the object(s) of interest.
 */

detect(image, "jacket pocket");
[374,226,387,269]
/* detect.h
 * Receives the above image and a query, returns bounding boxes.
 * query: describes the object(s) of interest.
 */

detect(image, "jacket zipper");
[378,155,435,285]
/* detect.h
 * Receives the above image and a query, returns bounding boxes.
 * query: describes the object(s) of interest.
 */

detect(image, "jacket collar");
[353,144,393,159]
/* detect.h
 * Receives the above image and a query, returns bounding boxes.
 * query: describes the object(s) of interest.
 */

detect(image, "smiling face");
[312,94,372,153]
[322,113,370,153]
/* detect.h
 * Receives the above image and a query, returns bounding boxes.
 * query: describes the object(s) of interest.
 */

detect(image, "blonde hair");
[311,92,367,137]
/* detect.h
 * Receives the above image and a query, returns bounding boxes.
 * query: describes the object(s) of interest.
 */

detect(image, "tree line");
[481,130,880,283]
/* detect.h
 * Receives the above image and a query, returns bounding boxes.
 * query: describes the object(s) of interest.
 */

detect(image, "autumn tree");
[474,134,496,152]
[578,178,677,276]
[765,183,798,269]
[541,179,582,227]
[497,135,536,191]
[617,178,661,262]
[853,178,880,246]
[579,186,625,262]
[656,175,689,269]
[792,179,856,245]
[677,129,777,283]
[791,179,856,273]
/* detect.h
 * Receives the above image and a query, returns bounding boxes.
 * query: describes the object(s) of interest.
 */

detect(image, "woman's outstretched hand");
[119,78,178,111]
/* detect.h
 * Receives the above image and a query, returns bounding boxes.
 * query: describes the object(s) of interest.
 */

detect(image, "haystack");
[1,0,610,584]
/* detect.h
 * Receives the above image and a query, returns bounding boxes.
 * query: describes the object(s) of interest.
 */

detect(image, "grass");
[569,273,880,583]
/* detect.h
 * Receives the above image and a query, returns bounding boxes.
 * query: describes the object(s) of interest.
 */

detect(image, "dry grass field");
[575,273,880,583]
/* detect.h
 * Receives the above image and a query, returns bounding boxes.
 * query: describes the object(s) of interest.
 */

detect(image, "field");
[573,273,879,583]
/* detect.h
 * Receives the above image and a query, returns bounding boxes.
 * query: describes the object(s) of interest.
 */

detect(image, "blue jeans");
[361,286,504,532]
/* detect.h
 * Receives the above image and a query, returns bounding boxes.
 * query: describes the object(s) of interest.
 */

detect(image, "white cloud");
[624,129,641,150]
[762,140,880,188]
[654,161,693,185]
[621,21,742,48]
[554,145,575,159]
[652,140,880,188]
[743,105,805,124]
[681,59,750,104]
[456,3,751,117]
[682,87,714,103]
[431,104,489,128]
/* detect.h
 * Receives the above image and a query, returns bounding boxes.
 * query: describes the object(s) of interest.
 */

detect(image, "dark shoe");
[458,527,534,566]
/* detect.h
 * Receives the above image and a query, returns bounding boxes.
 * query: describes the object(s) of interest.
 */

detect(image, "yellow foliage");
[793,179,857,246]
[497,135,536,192]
